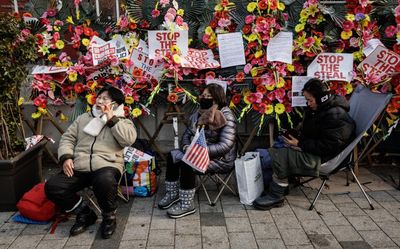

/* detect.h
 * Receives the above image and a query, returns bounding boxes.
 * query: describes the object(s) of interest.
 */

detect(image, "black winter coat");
[182,106,237,173]
[298,95,355,163]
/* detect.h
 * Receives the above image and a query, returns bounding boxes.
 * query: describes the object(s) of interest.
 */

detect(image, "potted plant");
[0,12,46,211]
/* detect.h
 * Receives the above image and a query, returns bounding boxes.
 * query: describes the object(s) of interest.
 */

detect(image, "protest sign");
[291,76,313,107]
[267,31,293,64]
[358,45,400,79]
[363,39,385,57]
[130,45,164,81]
[91,35,129,65]
[31,65,68,74]
[307,53,353,81]
[148,30,188,59]
[181,48,220,69]
[124,147,153,162]
[217,32,246,68]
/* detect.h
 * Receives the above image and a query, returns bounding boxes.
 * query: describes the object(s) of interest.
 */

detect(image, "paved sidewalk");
[1,167,400,249]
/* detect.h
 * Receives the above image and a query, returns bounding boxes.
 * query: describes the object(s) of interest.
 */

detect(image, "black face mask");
[199,98,214,109]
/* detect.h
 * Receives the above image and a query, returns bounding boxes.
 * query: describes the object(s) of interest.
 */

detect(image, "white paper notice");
[217,32,246,68]
[148,30,188,59]
[363,39,385,57]
[31,65,68,74]
[291,76,313,107]
[267,31,293,64]
[307,53,353,82]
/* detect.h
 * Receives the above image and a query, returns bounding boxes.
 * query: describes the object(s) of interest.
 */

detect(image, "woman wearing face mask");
[158,83,237,218]
[45,86,137,239]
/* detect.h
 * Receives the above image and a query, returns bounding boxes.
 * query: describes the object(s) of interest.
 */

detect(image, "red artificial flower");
[252,77,262,86]
[123,106,130,117]
[175,87,184,93]
[231,94,241,105]
[256,84,267,94]
[342,20,354,32]
[132,68,144,79]
[140,20,150,29]
[393,43,400,55]
[210,19,218,29]
[129,22,137,30]
[258,0,268,10]
[242,24,252,34]
[236,72,245,82]
[74,83,85,94]
[392,96,400,109]
[33,96,47,109]
[252,103,260,111]
[83,27,93,37]
[167,93,178,103]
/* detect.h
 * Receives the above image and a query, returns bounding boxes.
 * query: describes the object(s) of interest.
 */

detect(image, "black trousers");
[165,153,196,189]
[45,167,121,213]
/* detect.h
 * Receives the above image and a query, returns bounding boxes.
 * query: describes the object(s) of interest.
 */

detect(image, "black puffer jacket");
[182,106,237,173]
[298,95,355,163]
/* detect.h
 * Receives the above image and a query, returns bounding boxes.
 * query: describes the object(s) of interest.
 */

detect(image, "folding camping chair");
[197,167,238,206]
[302,85,392,211]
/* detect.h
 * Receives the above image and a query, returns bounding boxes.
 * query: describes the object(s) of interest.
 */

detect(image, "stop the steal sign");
[358,46,400,79]
[307,53,353,82]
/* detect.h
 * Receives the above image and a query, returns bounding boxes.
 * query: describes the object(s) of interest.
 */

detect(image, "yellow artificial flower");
[55,40,65,49]
[63,61,73,67]
[361,15,370,27]
[353,51,363,61]
[188,38,193,45]
[250,67,258,77]
[177,9,184,16]
[278,2,285,11]
[397,32,400,39]
[38,45,50,55]
[86,93,96,105]
[248,33,258,42]
[274,103,285,114]
[90,81,97,91]
[82,38,90,47]
[50,82,56,92]
[55,61,63,67]
[316,15,324,24]
[66,16,74,24]
[131,108,142,118]
[48,54,57,61]
[38,107,47,115]
[266,83,275,91]
[308,4,318,17]
[340,31,352,40]
[276,77,285,88]
[18,97,24,106]
[314,36,322,47]
[247,2,257,12]
[173,54,181,64]
[300,9,308,19]
[215,4,223,11]
[295,23,305,33]
[68,72,78,82]
[31,112,41,119]
[205,26,214,35]
[265,104,274,115]
[53,26,60,31]
[125,96,135,104]
[254,50,264,59]
[287,64,294,72]
[60,113,68,122]
[345,82,353,94]
[346,14,355,21]
[171,45,181,54]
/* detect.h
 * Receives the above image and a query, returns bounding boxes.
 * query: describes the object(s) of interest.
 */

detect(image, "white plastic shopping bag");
[235,152,264,205]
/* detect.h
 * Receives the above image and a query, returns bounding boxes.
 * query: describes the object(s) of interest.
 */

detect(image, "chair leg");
[309,178,327,211]
[117,170,129,203]
[350,169,374,210]
[211,173,236,205]
[84,191,102,214]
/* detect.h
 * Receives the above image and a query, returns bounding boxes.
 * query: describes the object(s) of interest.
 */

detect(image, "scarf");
[197,104,227,130]
[83,104,125,136]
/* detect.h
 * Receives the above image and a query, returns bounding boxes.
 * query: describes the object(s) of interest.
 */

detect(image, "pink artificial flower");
[74,0,81,7]
[342,20,354,31]
[365,73,382,85]
[119,16,129,28]
[176,16,184,25]
[53,32,60,41]
[267,91,276,101]
[254,92,263,103]
[218,18,231,28]
[164,13,175,22]
[245,15,255,24]
[282,13,289,22]
[167,8,177,18]
[47,8,56,17]
[274,88,286,102]
[244,64,252,74]
[395,5,400,16]
[160,0,169,7]
[202,34,210,44]
[349,37,359,48]
[359,0,368,8]
[54,20,64,26]
[385,25,397,38]
[46,24,53,32]
[151,9,161,18]
[109,56,119,66]
[72,63,85,75]
[361,30,374,46]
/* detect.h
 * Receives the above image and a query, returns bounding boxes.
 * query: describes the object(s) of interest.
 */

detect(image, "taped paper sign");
[148,30,188,59]
[130,42,164,81]
[181,49,220,69]
[31,65,68,74]
[307,53,353,82]
[217,32,246,68]
[267,31,293,64]
[91,35,129,65]
[363,39,385,57]
[291,76,313,107]
[124,147,153,162]
[358,46,400,79]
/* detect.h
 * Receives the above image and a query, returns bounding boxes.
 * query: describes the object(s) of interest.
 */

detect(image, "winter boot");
[101,211,117,239]
[167,188,196,219]
[158,181,180,209]
[253,181,286,210]
[70,202,98,236]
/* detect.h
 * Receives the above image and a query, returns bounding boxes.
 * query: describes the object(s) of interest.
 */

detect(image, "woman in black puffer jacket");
[254,78,355,210]
[158,84,237,219]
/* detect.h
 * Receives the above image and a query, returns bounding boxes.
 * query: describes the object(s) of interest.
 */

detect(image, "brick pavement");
[1,167,400,249]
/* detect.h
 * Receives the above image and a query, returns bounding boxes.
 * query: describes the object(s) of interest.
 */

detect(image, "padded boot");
[253,181,286,210]
[101,211,117,239]
[70,202,98,236]
[158,181,180,209]
[167,188,196,219]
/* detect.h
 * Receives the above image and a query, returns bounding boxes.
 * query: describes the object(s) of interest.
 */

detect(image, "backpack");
[16,183,56,221]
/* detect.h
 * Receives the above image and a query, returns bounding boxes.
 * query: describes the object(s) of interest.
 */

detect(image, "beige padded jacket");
[58,112,137,174]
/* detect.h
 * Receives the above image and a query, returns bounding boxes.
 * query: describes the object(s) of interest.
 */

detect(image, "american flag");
[182,127,210,173]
